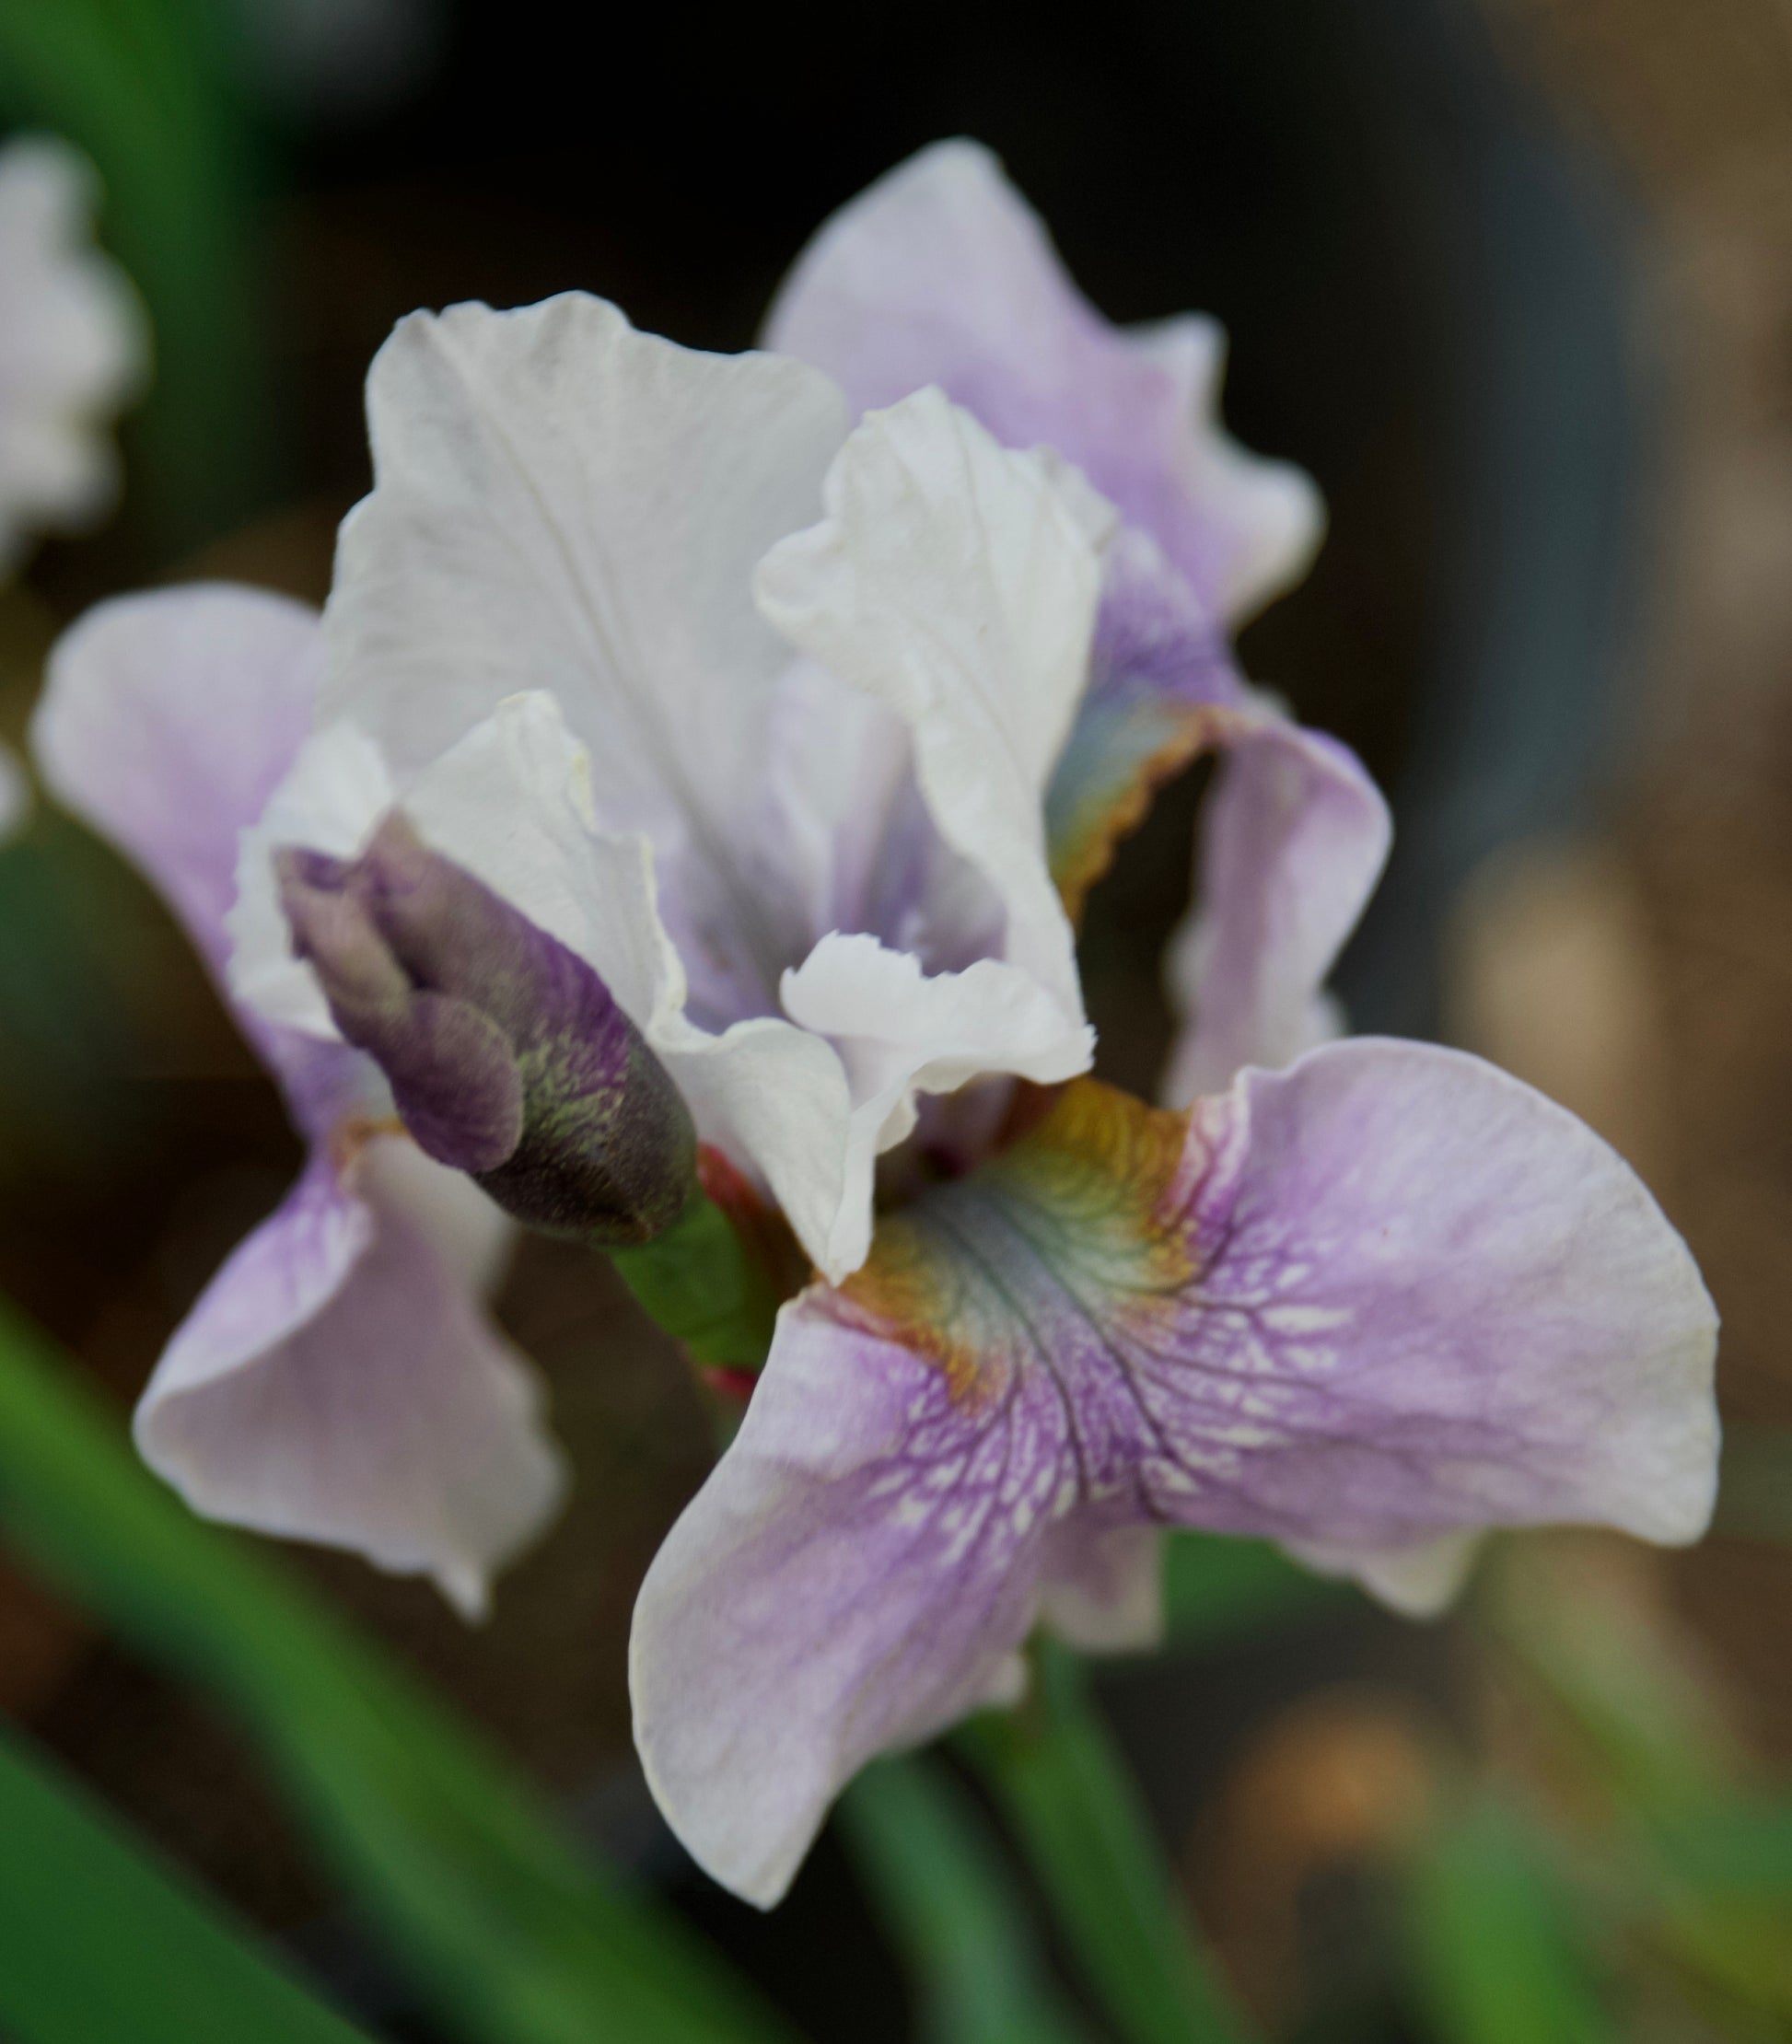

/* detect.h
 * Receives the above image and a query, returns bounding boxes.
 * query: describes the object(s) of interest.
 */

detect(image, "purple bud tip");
[276,814,695,1244]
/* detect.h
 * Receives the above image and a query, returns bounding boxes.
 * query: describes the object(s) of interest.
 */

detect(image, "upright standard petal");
[634,1049,1716,1901]
[0,138,145,571]
[35,586,565,1605]
[764,139,1320,623]
[754,388,1100,1021]
[323,292,850,1016]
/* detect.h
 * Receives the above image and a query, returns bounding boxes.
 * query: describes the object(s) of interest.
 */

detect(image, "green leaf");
[840,1754,1094,2044]
[1404,1797,1611,2044]
[1647,1799,1792,2015]
[0,1299,791,2044]
[1162,1532,1349,1648]
[0,1719,372,2044]
[958,1641,1256,2044]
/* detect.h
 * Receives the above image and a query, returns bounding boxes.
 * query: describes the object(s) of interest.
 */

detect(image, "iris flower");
[0,136,142,835]
[32,142,1716,1905]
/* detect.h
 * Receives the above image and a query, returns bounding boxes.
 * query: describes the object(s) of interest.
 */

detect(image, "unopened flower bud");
[277,814,695,1243]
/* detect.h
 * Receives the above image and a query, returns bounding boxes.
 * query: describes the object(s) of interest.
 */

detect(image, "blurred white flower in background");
[0,135,145,842]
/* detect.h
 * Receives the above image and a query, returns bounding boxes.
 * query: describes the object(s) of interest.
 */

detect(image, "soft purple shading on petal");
[634,1053,1716,1899]
[1044,528,1242,922]
[33,584,321,986]
[764,139,1321,624]
[632,1288,1061,1906]
[34,585,564,1606]
[1037,1522,1164,1652]
[755,387,1100,1021]
[136,1135,564,1616]
[1162,704,1391,1103]
[0,138,145,572]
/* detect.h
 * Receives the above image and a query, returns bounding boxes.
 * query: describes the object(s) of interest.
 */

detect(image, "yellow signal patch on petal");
[833,1077,1201,1409]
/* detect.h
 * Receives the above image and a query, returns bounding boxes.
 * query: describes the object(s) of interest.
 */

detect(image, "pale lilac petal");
[323,293,850,1017]
[32,585,324,985]
[632,1287,1067,1906]
[1162,703,1391,1102]
[137,1135,564,1615]
[0,138,145,571]
[1284,1530,1483,1619]
[1142,1043,1718,1550]
[754,387,1100,1021]
[1037,1522,1164,1652]
[764,139,1319,622]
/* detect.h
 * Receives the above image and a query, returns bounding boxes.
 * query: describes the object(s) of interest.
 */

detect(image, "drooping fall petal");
[633,1048,1716,1903]
[32,586,566,1606]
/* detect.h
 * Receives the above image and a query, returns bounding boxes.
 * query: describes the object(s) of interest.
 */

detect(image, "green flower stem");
[957,1639,1257,2044]
[609,1187,781,1369]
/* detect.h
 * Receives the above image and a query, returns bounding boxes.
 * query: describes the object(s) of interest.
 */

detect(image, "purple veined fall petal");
[764,138,1321,627]
[32,585,566,1608]
[134,1127,564,1617]
[632,1046,1716,1904]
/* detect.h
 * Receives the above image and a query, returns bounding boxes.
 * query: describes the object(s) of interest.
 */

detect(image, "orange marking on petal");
[838,1078,1202,1409]
[1057,700,1268,929]
[328,1111,407,1181]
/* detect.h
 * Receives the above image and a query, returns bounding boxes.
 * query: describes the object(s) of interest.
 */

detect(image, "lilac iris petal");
[632,1045,1717,1905]
[31,585,565,1610]
[764,138,1321,628]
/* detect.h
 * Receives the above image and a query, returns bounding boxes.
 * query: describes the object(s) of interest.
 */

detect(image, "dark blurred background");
[1,0,1789,2035]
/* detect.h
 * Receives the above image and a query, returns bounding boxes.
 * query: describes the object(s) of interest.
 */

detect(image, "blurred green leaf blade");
[0,1297,790,2044]
[0,1718,373,2044]
[959,1640,1255,2044]
[1163,1531,1349,1648]
[1405,1797,1611,2044]
[842,1753,1094,2044]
